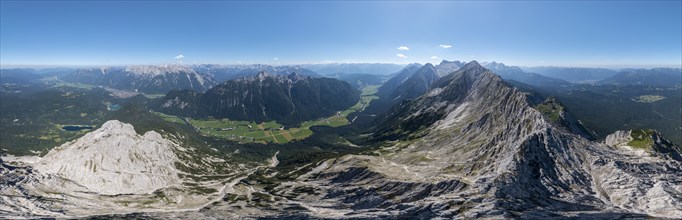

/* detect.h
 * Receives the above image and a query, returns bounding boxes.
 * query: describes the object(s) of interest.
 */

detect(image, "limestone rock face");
[605,130,632,147]
[34,120,180,195]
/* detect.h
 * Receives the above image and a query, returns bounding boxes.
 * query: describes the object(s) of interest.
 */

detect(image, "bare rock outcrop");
[34,120,180,195]
[605,130,632,147]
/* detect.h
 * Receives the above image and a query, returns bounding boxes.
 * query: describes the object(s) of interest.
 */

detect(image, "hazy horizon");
[1,61,680,71]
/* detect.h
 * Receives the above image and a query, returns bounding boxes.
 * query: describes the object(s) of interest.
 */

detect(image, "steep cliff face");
[280,61,682,218]
[34,120,180,195]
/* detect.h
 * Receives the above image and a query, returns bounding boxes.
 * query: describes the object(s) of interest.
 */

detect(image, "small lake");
[62,125,94,131]
[108,104,121,111]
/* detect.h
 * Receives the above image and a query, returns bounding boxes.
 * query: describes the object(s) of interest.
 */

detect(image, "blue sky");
[1,1,680,68]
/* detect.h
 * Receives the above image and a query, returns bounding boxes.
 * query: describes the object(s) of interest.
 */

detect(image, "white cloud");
[396,53,407,58]
[439,44,452,49]
[174,54,184,59]
[397,46,410,51]
[273,58,279,60]
[430,56,439,60]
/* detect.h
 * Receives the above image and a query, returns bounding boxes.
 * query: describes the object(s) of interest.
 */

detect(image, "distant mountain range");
[61,64,217,93]
[301,63,405,75]
[598,68,682,87]
[521,66,619,83]
[483,62,572,88]
[0,68,41,84]
[5,63,678,89]
[324,72,383,89]
[155,72,359,125]
[192,64,322,82]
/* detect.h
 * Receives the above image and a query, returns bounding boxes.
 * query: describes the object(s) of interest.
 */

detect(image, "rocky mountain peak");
[374,61,515,140]
[412,63,438,79]
[255,71,272,81]
[484,61,519,72]
[460,60,483,71]
[97,119,137,135]
[404,63,422,68]
[432,60,498,91]
[324,61,682,218]
[63,64,215,93]
[438,60,464,66]
[287,71,306,81]
[484,61,504,68]
[74,67,112,75]
[435,60,464,77]
[243,70,309,84]
[169,72,359,124]
[33,120,180,195]
[124,64,195,76]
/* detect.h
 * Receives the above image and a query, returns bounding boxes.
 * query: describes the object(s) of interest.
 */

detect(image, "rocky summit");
[34,120,180,195]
